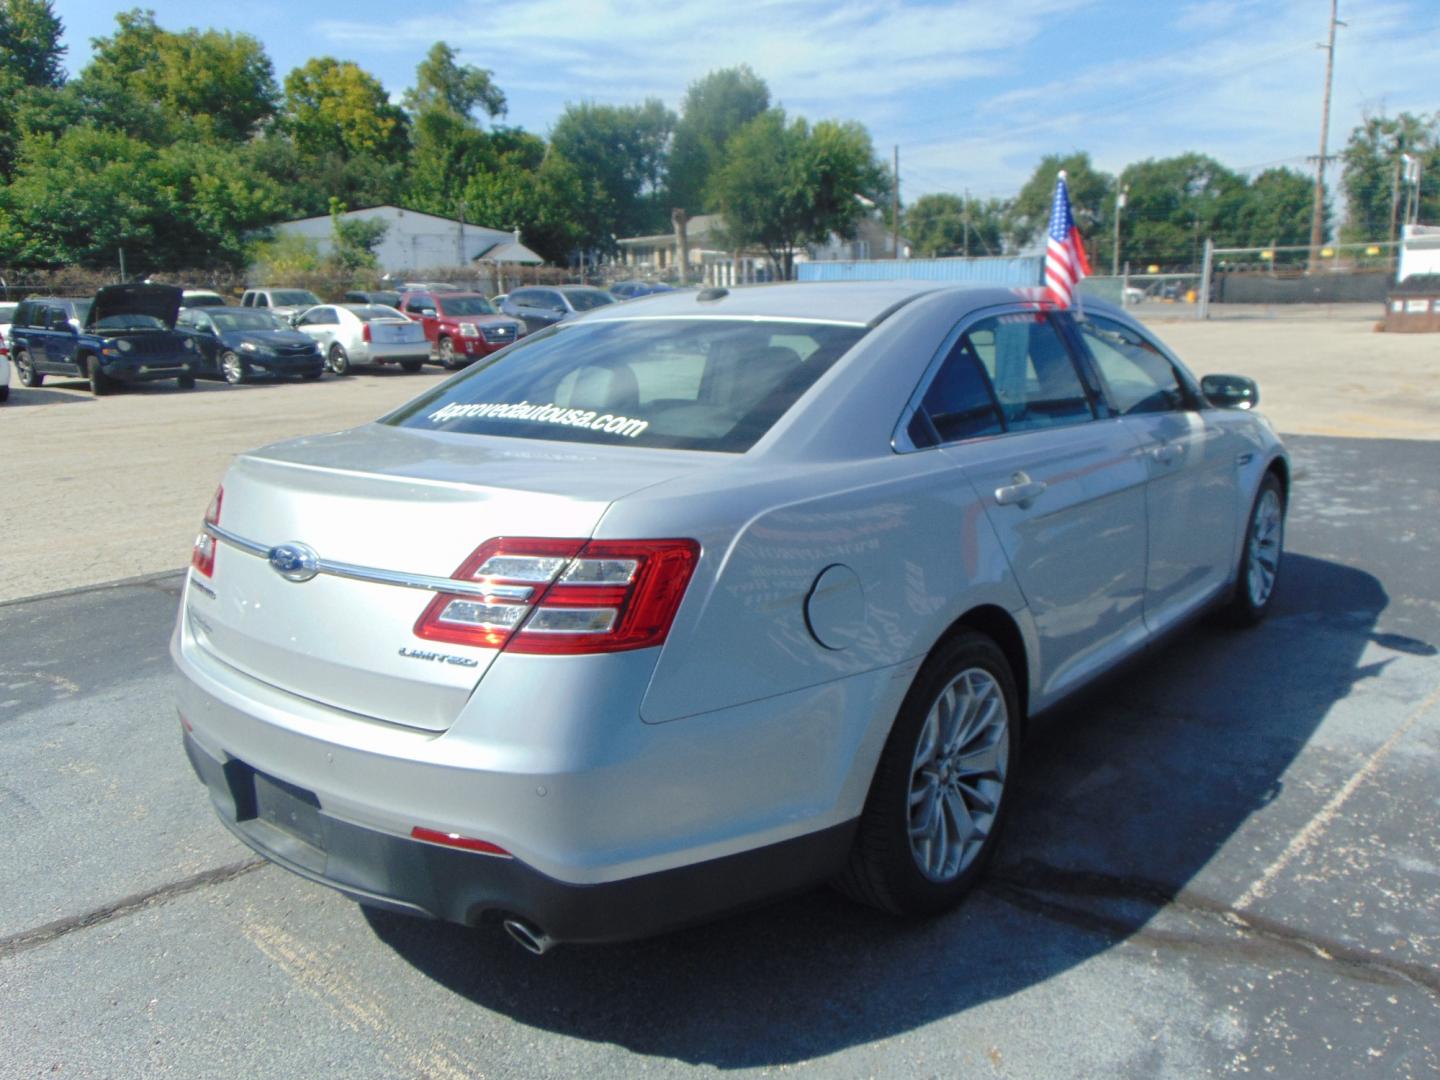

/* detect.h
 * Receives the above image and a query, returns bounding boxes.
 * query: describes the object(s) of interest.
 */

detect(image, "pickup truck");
[239,287,323,322]
[7,284,199,395]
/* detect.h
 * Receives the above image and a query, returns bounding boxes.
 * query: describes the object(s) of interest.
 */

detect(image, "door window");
[298,307,336,326]
[1076,315,1186,415]
[912,335,1004,446]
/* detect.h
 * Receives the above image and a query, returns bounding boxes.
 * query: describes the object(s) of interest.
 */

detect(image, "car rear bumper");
[357,341,430,364]
[183,729,854,944]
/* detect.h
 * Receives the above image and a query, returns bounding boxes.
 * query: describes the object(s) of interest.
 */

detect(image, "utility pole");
[1307,0,1343,271]
[892,145,900,259]
[1112,184,1128,276]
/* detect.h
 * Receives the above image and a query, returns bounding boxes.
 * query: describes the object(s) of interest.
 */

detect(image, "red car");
[396,290,526,369]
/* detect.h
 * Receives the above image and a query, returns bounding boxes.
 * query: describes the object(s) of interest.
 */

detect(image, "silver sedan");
[293,303,430,374]
[173,282,1287,952]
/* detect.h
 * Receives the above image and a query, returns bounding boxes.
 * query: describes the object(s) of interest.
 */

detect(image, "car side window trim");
[893,304,1105,454]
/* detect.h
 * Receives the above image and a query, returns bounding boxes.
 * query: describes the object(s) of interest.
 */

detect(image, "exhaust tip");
[502,917,555,956]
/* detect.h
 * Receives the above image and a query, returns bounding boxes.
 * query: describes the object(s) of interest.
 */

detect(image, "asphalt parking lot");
[1,311,1437,1077]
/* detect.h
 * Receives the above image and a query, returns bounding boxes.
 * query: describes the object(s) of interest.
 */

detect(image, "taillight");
[190,486,223,578]
[362,323,372,342]
[414,537,700,655]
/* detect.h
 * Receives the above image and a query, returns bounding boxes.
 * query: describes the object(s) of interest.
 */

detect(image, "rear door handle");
[995,472,1048,507]
[1150,443,1181,465]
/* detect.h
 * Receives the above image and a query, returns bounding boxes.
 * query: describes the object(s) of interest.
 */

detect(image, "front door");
[1069,313,1241,633]
[930,310,1150,705]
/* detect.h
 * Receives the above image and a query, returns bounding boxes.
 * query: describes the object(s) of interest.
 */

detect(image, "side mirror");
[420,308,438,317]
[1201,374,1259,410]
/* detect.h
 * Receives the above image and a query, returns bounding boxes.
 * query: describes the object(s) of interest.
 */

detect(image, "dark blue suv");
[8,284,198,395]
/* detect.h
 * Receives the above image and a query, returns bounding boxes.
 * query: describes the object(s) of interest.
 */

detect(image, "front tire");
[400,359,423,372]
[220,350,247,385]
[835,631,1018,916]
[328,344,351,375]
[177,373,196,389]
[16,349,44,387]
[1225,472,1285,626]
[87,355,116,396]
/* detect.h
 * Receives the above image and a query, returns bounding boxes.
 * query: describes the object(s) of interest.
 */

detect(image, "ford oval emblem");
[268,542,320,583]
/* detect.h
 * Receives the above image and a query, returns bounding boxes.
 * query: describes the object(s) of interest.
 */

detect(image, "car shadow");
[2,386,97,407]
[362,549,1397,1067]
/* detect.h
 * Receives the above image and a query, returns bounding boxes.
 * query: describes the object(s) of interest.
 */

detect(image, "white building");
[272,205,544,274]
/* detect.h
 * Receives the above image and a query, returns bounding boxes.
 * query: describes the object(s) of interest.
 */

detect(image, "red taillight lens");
[362,322,372,342]
[414,537,700,655]
[190,486,223,578]
[410,826,511,857]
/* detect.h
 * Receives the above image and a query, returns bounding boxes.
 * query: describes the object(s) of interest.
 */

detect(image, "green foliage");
[75,9,278,144]
[669,66,770,215]
[403,42,505,122]
[1340,112,1439,243]
[906,193,1006,257]
[0,0,64,89]
[1117,153,1246,266]
[251,232,323,279]
[1233,168,1314,250]
[550,99,677,247]
[328,199,388,272]
[710,109,886,278]
[1008,152,1112,252]
[283,57,408,163]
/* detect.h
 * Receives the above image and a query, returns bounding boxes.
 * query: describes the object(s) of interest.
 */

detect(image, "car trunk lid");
[188,424,703,731]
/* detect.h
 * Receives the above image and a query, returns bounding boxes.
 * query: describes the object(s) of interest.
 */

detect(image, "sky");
[54,0,1439,205]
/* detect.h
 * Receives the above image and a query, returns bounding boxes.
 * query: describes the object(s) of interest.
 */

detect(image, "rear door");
[295,306,339,351]
[1069,313,1241,632]
[925,309,1150,702]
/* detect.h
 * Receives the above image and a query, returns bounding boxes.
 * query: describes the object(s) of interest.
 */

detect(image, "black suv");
[9,285,198,395]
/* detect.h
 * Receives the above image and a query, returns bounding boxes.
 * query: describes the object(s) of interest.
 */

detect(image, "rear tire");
[835,631,1018,916]
[328,344,351,375]
[438,336,459,369]
[87,355,116,396]
[1224,472,1285,626]
[400,359,423,372]
[16,349,44,387]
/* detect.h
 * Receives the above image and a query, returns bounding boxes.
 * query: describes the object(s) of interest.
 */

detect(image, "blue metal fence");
[797,256,1042,285]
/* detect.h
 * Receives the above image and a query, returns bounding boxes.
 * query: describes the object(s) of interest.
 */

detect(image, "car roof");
[188,306,272,315]
[580,281,1128,327]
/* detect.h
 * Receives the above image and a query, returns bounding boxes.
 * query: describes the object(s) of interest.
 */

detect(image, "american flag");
[1044,171,1091,308]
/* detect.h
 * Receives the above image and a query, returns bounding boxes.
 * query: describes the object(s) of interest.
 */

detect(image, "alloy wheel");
[1246,488,1283,608]
[908,668,1009,883]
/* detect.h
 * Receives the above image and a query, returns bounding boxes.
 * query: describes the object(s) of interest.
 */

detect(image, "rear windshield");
[438,296,496,316]
[384,318,866,453]
[346,304,407,321]
[563,290,615,311]
[271,290,320,306]
[212,310,283,331]
[184,294,226,307]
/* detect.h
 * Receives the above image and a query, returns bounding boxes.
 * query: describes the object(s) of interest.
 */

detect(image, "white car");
[293,304,431,375]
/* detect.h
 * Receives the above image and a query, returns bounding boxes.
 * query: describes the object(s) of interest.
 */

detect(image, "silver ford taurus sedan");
[172,281,1287,953]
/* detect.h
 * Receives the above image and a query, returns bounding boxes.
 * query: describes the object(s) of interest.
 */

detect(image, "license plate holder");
[253,771,326,853]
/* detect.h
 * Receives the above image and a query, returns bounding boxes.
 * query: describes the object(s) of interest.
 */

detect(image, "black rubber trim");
[184,732,857,945]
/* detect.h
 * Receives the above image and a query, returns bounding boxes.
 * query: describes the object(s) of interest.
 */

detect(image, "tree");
[905,193,1007,257]
[710,109,887,279]
[0,0,65,88]
[1339,112,1439,243]
[1116,153,1246,267]
[668,65,770,214]
[282,57,408,163]
[1234,168,1314,250]
[75,9,278,144]
[1008,152,1112,254]
[549,99,677,247]
[328,199,389,272]
[403,42,505,123]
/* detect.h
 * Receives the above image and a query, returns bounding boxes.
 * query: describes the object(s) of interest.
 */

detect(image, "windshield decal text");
[427,401,649,439]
